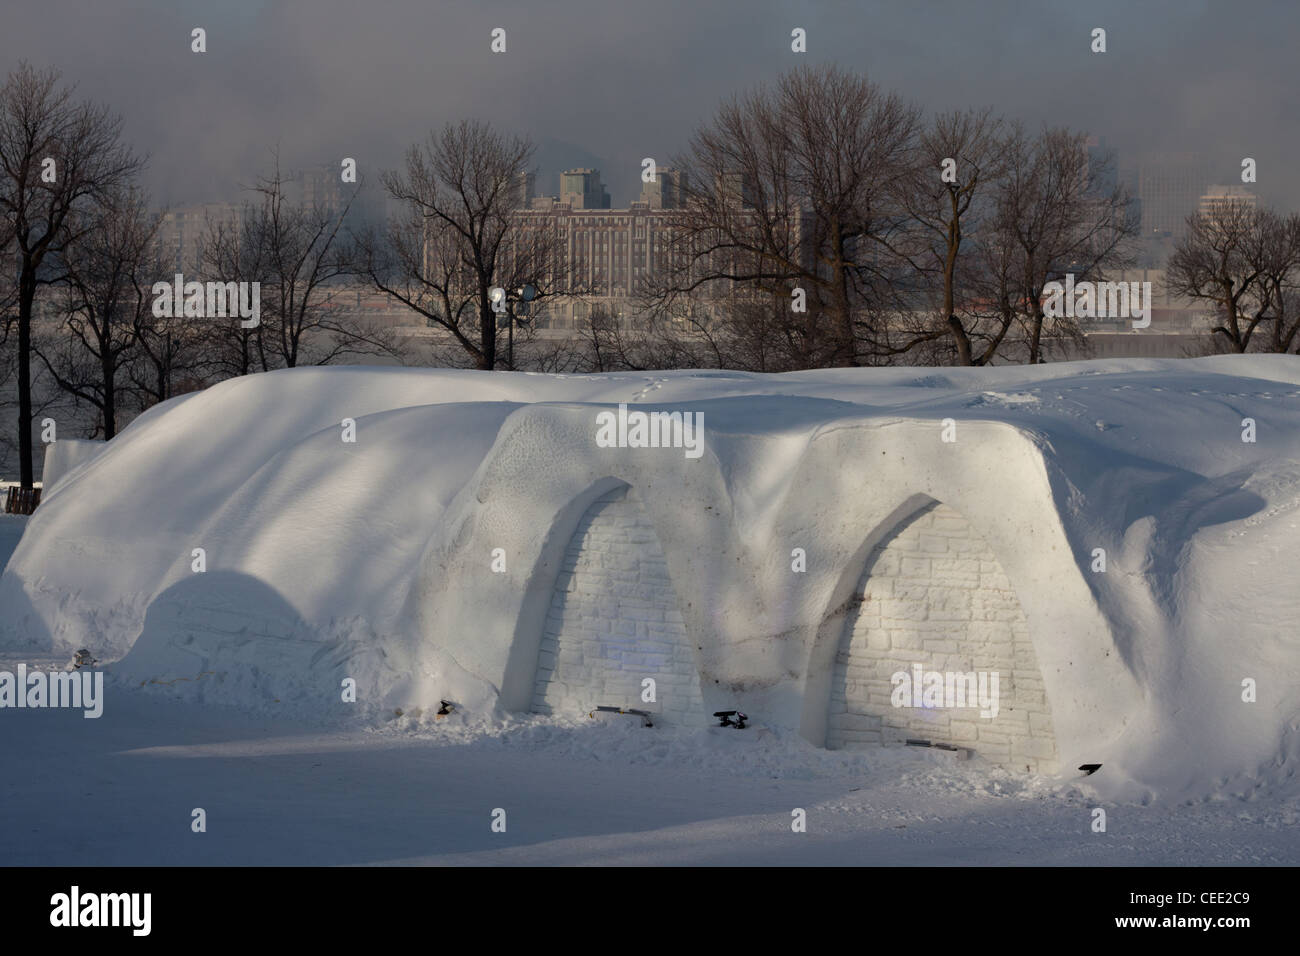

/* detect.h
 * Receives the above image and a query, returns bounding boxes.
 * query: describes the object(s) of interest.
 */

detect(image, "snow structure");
[2,357,1298,801]
[41,438,106,492]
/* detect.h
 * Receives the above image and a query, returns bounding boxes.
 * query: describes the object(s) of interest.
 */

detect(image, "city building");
[510,169,756,328]
[558,168,611,210]
[511,200,677,327]
[155,201,245,274]
[1133,154,1216,241]
[513,171,536,209]
[1197,184,1258,219]
[155,165,387,276]
[296,164,386,232]
[640,167,684,209]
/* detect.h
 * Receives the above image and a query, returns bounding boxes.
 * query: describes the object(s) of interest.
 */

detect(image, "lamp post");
[490,282,537,370]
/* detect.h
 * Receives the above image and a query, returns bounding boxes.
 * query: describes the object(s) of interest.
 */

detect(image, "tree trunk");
[1028,306,1045,364]
[944,225,972,365]
[17,265,36,489]
[948,312,973,365]
[102,348,117,440]
[944,190,974,366]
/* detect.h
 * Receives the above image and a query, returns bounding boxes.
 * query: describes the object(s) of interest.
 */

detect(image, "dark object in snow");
[904,738,970,759]
[714,710,747,729]
[589,705,654,727]
[1079,763,1102,776]
[4,486,41,515]
[436,700,453,717]
[905,738,962,752]
[72,649,97,669]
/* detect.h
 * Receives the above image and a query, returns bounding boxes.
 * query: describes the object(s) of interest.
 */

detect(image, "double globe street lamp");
[488,282,537,371]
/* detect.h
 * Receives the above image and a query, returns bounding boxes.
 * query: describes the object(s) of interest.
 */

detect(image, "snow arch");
[402,405,1140,767]
[530,483,707,723]
[403,403,735,715]
[791,420,1141,771]
[826,499,1059,772]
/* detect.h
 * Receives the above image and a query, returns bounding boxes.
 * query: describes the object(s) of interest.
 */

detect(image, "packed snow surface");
[2,356,1299,809]
[1,661,1295,866]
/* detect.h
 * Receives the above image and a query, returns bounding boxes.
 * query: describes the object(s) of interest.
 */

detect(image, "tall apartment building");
[297,164,385,230]
[299,164,342,214]
[1084,136,1118,196]
[558,168,611,210]
[513,171,536,209]
[640,167,683,209]
[156,165,387,276]
[1198,184,1257,218]
[1081,137,1143,261]
[155,201,245,274]
[1134,155,1216,240]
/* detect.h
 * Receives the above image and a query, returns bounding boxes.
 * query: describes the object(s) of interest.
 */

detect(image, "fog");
[3,0,1296,207]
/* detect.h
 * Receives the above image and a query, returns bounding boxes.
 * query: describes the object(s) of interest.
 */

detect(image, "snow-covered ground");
[2,356,1299,865]
[0,515,25,575]
[2,652,1294,866]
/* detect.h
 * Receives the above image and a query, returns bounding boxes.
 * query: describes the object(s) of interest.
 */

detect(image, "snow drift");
[41,438,106,492]
[2,357,1298,801]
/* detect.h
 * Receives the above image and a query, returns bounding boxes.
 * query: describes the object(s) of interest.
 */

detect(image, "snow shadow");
[0,514,28,574]
[2,694,846,865]
[0,525,54,652]
[115,571,363,717]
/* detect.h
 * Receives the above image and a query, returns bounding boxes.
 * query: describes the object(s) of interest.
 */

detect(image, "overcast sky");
[4,0,1297,208]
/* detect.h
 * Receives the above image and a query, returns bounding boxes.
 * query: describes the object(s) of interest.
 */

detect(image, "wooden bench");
[4,486,41,515]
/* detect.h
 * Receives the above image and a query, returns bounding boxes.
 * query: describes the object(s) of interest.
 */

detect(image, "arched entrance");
[530,484,706,725]
[828,501,1058,772]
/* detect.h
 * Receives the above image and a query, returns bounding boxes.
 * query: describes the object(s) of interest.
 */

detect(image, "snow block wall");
[828,501,1059,772]
[531,484,706,723]
[4,358,1300,800]
[411,403,1138,779]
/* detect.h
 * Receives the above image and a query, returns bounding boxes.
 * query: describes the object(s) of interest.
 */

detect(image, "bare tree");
[960,203,1029,364]
[1168,203,1300,353]
[0,211,16,475]
[992,127,1136,363]
[358,212,478,366]
[0,62,142,487]
[129,256,212,411]
[569,303,665,372]
[362,120,566,370]
[35,188,159,438]
[205,161,398,376]
[882,109,1010,365]
[704,295,802,371]
[1261,213,1300,353]
[201,199,265,378]
[651,65,924,369]
[0,210,14,327]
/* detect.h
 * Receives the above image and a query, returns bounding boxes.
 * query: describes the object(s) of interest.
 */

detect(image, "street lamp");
[490,282,537,370]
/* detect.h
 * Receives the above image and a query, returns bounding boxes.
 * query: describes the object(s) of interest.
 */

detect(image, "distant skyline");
[3,0,1296,210]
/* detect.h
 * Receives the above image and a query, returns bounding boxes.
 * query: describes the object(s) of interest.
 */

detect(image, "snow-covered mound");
[3,357,1299,802]
[41,438,106,492]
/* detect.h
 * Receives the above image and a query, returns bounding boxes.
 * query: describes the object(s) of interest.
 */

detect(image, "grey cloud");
[3,0,1295,208]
